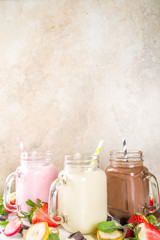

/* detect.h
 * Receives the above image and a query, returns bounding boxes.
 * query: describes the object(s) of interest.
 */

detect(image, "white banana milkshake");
[49,153,107,234]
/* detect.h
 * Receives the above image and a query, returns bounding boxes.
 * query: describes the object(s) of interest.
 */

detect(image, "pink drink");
[4,151,58,213]
[16,163,58,212]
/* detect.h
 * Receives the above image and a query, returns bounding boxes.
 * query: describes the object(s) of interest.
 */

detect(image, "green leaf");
[0,196,8,216]
[156,225,160,231]
[124,238,137,240]
[97,221,117,233]
[26,199,37,207]
[20,211,33,224]
[20,211,28,216]
[0,221,9,226]
[147,215,158,226]
[128,223,135,231]
[135,212,141,216]
[48,233,60,240]
[37,199,41,204]
[0,204,8,216]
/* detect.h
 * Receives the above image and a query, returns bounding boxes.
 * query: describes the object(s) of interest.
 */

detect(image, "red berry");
[125,213,148,238]
[32,202,58,227]
[136,222,160,240]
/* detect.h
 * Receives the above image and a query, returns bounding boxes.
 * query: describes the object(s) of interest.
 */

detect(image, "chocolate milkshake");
[105,151,160,220]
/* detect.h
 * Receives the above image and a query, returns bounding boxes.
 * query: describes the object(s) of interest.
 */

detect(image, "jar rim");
[64,152,99,169]
[110,150,143,154]
[21,151,53,162]
[65,152,99,160]
[110,150,143,166]
[110,150,143,159]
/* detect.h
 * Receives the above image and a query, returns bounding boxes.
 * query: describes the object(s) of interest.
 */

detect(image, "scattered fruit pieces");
[10,192,16,204]
[125,213,148,238]
[48,232,60,240]
[146,215,158,226]
[97,229,123,240]
[24,222,49,240]
[97,221,124,240]
[49,227,59,235]
[135,222,160,240]
[0,214,8,221]
[21,199,58,227]
[0,220,9,226]
[4,216,22,236]
[32,202,58,227]
[22,229,28,238]
[0,195,8,216]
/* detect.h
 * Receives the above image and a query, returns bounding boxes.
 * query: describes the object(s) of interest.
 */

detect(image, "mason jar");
[4,151,58,212]
[105,151,160,220]
[48,153,107,234]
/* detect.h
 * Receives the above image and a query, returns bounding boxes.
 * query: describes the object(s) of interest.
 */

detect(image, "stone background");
[0,0,160,193]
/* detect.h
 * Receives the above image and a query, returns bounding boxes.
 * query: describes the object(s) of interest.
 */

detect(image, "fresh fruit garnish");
[97,221,124,240]
[97,221,123,233]
[24,222,49,240]
[124,238,137,240]
[21,199,58,227]
[149,196,154,206]
[97,229,124,240]
[146,215,158,226]
[0,195,8,216]
[22,229,28,238]
[10,192,16,204]
[0,192,16,214]
[125,213,148,238]
[0,220,9,226]
[49,227,59,235]
[135,222,160,240]
[4,217,22,236]
[48,232,60,240]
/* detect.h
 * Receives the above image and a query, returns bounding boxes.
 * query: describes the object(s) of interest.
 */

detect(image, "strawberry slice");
[32,202,58,227]
[21,199,58,228]
[4,217,22,236]
[125,213,148,238]
[136,222,160,240]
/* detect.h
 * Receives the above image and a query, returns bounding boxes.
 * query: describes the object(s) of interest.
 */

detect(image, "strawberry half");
[32,202,58,227]
[136,222,160,240]
[4,217,22,236]
[125,213,148,238]
[21,199,58,228]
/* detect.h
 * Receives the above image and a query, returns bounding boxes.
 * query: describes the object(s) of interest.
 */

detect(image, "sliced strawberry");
[32,202,58,227]
[125,213,148,238]
[4,217,22,236]
[136,222,160,240]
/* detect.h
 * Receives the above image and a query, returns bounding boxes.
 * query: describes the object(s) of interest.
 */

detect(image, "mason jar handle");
[3,172,17,212]
[48,173,67,225]
[145,172,160,213]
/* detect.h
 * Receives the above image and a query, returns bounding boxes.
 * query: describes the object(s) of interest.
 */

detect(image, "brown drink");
[105,151,160,220]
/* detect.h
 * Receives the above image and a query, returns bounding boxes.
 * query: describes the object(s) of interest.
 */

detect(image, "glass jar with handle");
[4,151,58,213]
[48,153,107,234]
[105,151,160,220]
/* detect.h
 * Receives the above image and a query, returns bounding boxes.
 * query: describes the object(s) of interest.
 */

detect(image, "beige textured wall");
[0,0,160,193]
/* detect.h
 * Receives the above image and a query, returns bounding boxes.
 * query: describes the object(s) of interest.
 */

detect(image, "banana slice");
[24,222,49,240]
[22,229,28,238]
[49,227,59,235]
[97,229,124,240]
[10,192,16,203]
